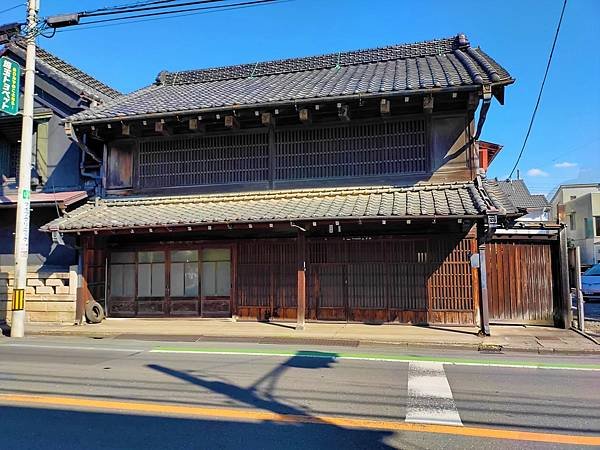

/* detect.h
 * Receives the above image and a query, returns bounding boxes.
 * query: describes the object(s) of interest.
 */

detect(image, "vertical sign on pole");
[11,0,38,338]
[0,56,21,116]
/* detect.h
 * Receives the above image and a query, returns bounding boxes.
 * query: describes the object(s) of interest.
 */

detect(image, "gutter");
[64,80,515,127]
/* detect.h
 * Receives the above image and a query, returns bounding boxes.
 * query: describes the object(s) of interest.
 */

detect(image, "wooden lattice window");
[274,118,428,181]
[138,131,269,189]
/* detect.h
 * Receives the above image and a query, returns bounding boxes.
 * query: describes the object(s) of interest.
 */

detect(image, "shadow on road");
[145,351,395,448]
[0,405,395,450]
[147,351,340,416]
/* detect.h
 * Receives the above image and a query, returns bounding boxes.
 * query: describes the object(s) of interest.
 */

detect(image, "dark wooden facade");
[78,222,481,325]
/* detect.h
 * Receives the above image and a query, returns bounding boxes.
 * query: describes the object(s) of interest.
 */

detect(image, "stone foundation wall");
[0,266,78,324]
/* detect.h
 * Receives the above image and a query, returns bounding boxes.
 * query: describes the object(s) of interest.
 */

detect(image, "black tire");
[85,300,105,324]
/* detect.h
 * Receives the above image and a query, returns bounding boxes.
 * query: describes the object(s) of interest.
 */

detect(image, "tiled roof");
[487,179,550,209]
[66,34,512,124]
[42,182,509,233]
[4,43,121,102]
[0,190,87,207]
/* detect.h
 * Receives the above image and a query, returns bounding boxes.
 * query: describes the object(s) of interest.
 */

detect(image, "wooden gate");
[486,241,554,324]
[307,235,477,324]
[236,240,297,320]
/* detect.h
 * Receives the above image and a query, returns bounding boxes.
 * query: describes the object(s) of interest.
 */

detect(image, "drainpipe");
[65,122,103,189]
[474,84,493,141]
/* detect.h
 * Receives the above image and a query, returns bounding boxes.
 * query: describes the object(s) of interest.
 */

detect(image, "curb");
[5,328,600,356]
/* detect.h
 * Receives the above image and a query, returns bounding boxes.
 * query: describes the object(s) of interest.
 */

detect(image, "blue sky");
[2,0,599,196]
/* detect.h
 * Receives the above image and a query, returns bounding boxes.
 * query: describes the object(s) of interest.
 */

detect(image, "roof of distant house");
[485,179,550,209]
[2,42,121,102]
[65,33,512,124]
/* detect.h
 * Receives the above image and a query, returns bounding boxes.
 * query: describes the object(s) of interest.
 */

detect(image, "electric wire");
[82,0,226,18]
[0,3,23,15]
[83,0,183,15]
[508,0,568,179]
[57,0,281,29]
[54,0,289,33]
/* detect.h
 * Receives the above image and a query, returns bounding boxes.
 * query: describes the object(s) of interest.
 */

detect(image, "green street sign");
[1,56,21,116]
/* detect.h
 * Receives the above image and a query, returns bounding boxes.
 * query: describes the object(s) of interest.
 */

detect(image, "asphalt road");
[0,336,599,450]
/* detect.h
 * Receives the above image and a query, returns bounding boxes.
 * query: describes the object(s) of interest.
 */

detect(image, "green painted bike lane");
[150,346,600,371]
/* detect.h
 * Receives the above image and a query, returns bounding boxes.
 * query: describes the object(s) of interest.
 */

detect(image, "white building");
[550,183,600,266]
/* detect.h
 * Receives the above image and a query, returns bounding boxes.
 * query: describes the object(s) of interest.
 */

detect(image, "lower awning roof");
[41,182,514,233]
[0,190,88,209]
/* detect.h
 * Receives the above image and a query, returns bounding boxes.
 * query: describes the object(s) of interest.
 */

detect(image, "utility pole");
[11,0,39,337]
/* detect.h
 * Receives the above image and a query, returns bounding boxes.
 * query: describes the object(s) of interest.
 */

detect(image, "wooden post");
[296,231,306,330]
[574,246,585,332]
[478,243,490,336]
[75,236,90,325]
[557,226,572,329]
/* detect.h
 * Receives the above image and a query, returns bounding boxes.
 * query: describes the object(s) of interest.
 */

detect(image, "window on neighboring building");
[569,213,576,230]
[596,217,600,237]
[585,218,594,239]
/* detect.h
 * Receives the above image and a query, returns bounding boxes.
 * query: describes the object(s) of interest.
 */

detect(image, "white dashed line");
[405,361,462,426]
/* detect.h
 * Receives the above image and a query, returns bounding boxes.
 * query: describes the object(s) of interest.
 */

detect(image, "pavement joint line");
[0,393,598,446]
[0,343,143,352]
[149,347,600,371]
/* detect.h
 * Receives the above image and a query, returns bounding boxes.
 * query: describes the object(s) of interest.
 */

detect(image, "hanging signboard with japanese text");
[0,56,21,116]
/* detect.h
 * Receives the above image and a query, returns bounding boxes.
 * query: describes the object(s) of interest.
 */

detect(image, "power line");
[84,0,182,15]
[54,1,286,33]
[0,3,23,15]
[508,0,568,179]
[82,0,226,18]
[58,0,281,28]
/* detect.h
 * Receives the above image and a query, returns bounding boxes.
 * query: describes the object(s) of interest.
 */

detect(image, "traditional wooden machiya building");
[43,34,568,329]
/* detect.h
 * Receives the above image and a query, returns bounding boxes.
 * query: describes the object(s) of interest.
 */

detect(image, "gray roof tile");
[5,43,121,102]
[66,34,511,124]
[484,179,549,210]
[42,182,508,233]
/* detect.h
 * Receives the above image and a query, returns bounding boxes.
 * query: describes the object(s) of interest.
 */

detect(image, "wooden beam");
[380,98,391,116]
[423,95,434,114]
[154,121,171,135]
[299,108,311,124]
[337,103,350,121]
[557,226,572,329]
[296,231,306,330]
[121,123,130,136]
[478,243,490,336]
[261,112,275,127]
[224,115,239,129]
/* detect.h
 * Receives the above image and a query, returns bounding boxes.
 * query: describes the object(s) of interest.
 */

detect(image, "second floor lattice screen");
[136,118,428,189]
[274,118,428,181]
[138,131,270,189]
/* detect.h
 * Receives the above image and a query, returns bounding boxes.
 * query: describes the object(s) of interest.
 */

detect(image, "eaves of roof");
[41,182,509,233]
[65,34,513,125]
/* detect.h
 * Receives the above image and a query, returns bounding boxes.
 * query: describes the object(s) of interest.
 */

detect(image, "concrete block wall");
[0,266,78,323]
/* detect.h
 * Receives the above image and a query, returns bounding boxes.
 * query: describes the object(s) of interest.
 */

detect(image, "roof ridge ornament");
[335,52,341,70]
[455,34,470,49]
[247,62,259,79]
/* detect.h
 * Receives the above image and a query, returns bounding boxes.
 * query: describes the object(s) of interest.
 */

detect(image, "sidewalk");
[3,318,599,354]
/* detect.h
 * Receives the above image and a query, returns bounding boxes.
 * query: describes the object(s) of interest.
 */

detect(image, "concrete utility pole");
[11,0,39,338]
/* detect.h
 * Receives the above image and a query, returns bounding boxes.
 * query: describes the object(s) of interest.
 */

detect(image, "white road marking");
[405,361,462,426]
[0,343,142,352]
